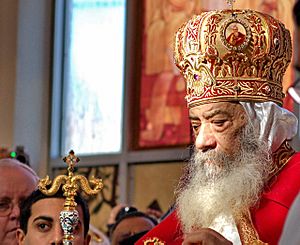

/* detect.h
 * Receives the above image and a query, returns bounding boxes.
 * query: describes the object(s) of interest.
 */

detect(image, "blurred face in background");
[0,161,38,245]
[111,216,156,245]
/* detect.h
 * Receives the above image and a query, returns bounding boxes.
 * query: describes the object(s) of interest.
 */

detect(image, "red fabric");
[135,152,300,244]
[135,210,183,244]
[283,91,294,113]
[251,152,300,244]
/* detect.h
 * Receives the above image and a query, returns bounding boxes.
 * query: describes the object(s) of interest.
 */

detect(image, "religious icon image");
[225,22,246,46]
[137,0,200,148]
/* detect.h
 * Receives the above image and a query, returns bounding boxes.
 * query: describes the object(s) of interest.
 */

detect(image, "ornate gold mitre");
[174,8,292,108]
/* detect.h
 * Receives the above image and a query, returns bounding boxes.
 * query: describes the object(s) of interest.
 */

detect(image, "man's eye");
[192,125,199,130]
[213,120,226,126]
[191,121,200,130]
[0,202,10,211]
[191,124,200,132]
[36,223,51,232]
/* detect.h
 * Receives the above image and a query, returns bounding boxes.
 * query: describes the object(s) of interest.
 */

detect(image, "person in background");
[287,0,300,103]
[107,202,162,236]
[89,224,110,245]
[279,191,300,245]
[106,203,127,235]
[16,189,91,245]
[110,206,157,245]
[145,199,164,222]
[293,0,300,72]
[0,158,39,245]
[279,1,300,244]
[136,5,300,245]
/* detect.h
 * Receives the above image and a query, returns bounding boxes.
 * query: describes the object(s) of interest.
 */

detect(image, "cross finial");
[63,150,80,169]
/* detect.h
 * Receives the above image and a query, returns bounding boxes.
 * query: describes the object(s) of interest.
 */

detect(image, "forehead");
[30,198,84,223]
[0,166,37,196]
[0,165,36,180]
[114,216,155,233]
[189,102,245,118]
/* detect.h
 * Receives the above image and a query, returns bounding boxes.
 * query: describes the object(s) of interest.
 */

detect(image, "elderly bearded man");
[136,7,300,245]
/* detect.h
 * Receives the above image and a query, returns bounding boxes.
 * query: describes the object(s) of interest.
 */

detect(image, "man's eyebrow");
[189,109,231,120]
[189,115,200,120]
[0,197,11,201]
[203,109,231,119]
[33,216,53,223]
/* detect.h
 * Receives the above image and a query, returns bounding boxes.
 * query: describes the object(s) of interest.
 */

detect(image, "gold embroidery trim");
[143,237,166,245]
[269,140,295,182]
[251,241,268,245]
[236,211,267,244]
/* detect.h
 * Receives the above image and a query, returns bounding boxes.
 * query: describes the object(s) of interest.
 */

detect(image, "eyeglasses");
[0,200,17,217]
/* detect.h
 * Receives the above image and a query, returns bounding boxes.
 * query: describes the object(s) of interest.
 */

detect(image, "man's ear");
[239,110,248,125]
[16,228,26,244]
[85,234,91,245]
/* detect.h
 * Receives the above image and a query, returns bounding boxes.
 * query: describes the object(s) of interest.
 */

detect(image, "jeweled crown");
[174,9,292,108]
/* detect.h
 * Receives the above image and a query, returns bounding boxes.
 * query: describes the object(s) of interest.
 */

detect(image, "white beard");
[176,123,272,232]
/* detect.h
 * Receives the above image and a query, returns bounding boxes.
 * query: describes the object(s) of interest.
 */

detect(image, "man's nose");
[51,225,64,245]
[51,241,63,245]
[195,123,217,152]
[9,205,20,220]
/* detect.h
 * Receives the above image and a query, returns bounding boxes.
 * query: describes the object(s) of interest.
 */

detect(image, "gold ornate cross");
[38,150,103,244]
[63,150,79,169]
